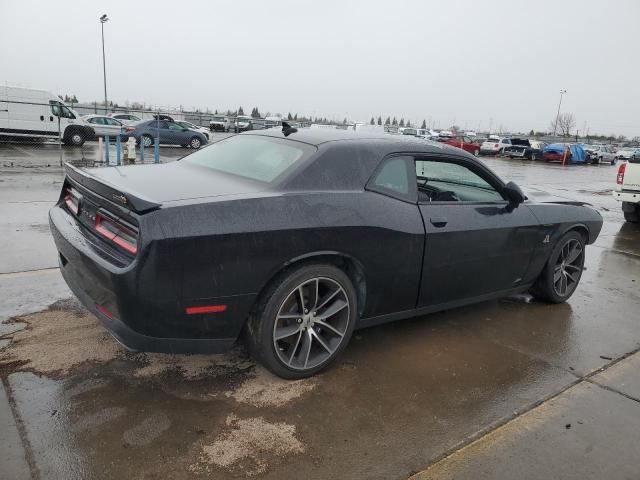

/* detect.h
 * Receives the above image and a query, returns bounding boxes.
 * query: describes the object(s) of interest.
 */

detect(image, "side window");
[158,121,169,129]
[168,122,183,130]
[371,157,410,195]
[415,159,504,203]
[90,117,105,125]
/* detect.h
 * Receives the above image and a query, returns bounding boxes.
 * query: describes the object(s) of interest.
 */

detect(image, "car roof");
[243,127,455,152]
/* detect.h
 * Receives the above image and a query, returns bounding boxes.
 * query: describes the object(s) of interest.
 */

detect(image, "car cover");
[543,143,587,163]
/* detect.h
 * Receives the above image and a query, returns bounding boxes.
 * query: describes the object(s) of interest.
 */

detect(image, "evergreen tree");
[399,118,405,127]
[343,118,347,125]
[237,106,245,116]
[406,120,412,128]
[294,113,298,120]
[421,119,427,129]
[377,116,382,125]
[287,112,293,120]
[392,117,398,126]
[385,117,391,126]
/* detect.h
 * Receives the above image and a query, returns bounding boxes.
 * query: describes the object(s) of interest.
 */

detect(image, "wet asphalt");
[0,140,639,479]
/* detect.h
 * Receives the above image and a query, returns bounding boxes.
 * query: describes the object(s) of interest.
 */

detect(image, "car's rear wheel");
[190,136,202,149]
[141,135,153,148]
[246,264,357,379]
[531,231,585,303]
[623,203,640,223]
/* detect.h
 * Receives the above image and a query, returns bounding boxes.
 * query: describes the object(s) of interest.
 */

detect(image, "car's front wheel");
[246,264,357,379]
[190,136,202,149]
[530,231,585,303]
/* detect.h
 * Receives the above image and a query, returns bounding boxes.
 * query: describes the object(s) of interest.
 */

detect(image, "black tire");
[623,204,640,223]
[141,135,153,148]
[189,136,202,149]
[245,263,357,379]
[530,231,585,303]
[63,129,86,147]
[611,157,617,165]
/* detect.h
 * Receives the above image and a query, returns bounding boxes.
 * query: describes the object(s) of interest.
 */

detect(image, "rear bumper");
[613,190,640,204]
[49,205,247,354]
[61,265,236,353]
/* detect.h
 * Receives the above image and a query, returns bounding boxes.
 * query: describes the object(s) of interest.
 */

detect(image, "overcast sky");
[1,0,638,136]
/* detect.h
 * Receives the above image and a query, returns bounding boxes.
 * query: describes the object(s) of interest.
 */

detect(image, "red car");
[438,135,480,156]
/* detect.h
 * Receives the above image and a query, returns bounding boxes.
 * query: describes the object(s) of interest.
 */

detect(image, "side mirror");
[503,181,526,208]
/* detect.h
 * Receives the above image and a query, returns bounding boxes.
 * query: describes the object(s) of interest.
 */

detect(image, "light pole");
[100,14,109,114]
[553,89,567,137]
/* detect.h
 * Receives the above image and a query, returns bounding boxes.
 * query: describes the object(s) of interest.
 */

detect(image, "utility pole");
[553,89,567,137]
[100,14,109,114]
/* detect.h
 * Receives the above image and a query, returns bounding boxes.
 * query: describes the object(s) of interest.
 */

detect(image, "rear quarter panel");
[145,191,425,330]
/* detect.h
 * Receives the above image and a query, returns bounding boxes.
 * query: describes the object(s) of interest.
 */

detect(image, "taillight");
[95,212,138,255]
[617,162,626,185]
[64,188,79,215]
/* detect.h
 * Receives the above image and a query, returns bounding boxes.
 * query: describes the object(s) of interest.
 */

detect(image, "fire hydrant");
[124,137,137,164]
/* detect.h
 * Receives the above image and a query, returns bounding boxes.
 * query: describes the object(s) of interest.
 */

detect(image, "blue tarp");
[543,143,587,163]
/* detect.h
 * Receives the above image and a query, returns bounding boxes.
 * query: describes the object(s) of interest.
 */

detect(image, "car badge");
[543,234,550,244]
[112,193,128,205]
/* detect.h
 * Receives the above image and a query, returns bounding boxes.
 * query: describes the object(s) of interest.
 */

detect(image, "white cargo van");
[0,86,94,146]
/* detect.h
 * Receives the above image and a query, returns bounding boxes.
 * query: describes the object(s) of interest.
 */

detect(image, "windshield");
[184,136,314,183]
[402,129,417,135]
[212,117,226,122]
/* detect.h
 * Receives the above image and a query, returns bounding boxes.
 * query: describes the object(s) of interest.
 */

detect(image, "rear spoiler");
[64,163,161,214]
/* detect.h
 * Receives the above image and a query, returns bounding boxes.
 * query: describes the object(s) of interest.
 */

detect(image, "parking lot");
[1,141,639,479]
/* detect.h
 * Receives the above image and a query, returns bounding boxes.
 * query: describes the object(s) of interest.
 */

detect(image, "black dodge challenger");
[50,127,603,378]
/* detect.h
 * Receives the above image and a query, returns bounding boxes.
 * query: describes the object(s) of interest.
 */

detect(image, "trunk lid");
[66,161,265,213]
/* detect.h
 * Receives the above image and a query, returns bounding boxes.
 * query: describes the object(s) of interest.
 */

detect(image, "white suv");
[613,160,640,222]
[480,137,512,156]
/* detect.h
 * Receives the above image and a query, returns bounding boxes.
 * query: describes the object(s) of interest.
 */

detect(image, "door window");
[89,117,105,125]
[168,122,184,131]
[415,159,504,202]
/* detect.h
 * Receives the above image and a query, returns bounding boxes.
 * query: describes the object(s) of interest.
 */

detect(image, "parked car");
[234,115,253,133]
[402,128,419,136]
[542,143,588,164]
[0,85,94,146]
[209,115,232,132]
[439,135,480,156]
[614,147,638,162]
[583,144,617,165]
[480,137,512,155]
[174,120,210,141]
[82,115,126,139]
[50,128,602,379]
[108,113,142,125]
[125,119,208,149]
[503,139,546,160]
[613,156,640,222]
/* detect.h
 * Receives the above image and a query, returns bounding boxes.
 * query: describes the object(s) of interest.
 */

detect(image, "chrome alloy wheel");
[273,277,350,371]
[553,238,584,297]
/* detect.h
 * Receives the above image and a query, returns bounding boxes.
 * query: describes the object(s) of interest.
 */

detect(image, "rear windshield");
[184,135,314,183]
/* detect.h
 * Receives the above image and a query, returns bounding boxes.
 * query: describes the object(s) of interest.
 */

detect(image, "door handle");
[40,115,44,121]
[430,217,448,227]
